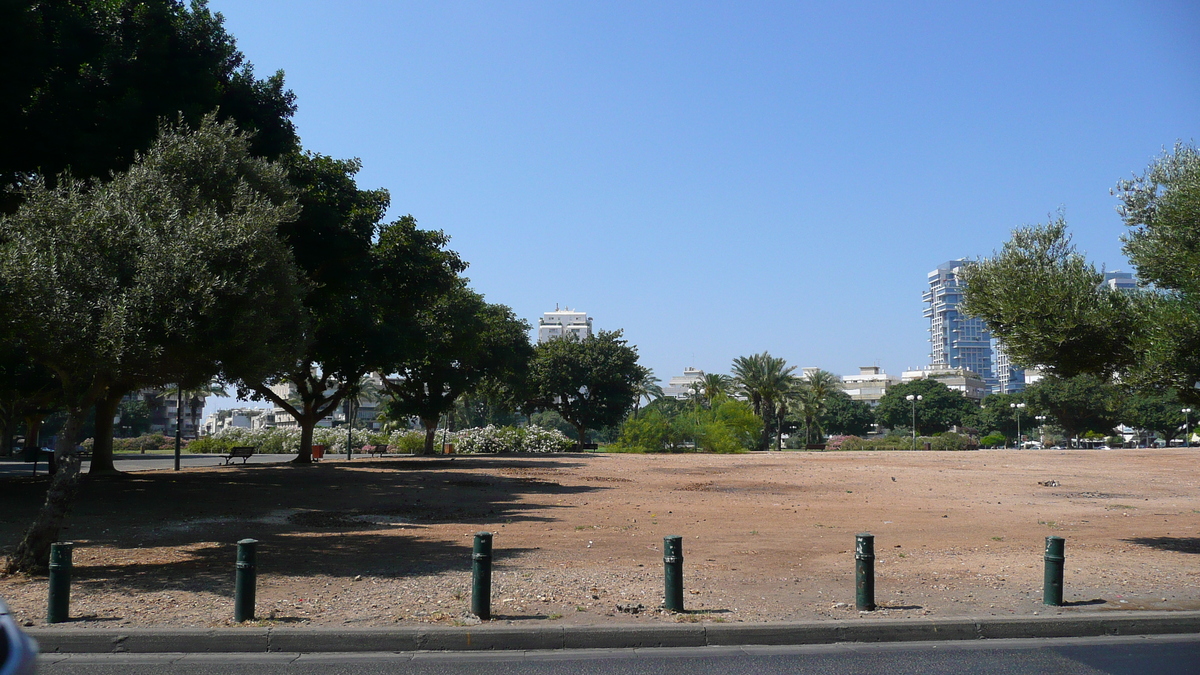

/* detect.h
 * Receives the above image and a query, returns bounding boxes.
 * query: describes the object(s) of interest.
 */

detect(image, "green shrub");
[929,431,978,451]
[980,432,1007,448]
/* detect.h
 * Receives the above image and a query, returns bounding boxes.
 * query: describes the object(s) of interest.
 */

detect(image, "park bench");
[221,446,256,465]
[363,444,389,457]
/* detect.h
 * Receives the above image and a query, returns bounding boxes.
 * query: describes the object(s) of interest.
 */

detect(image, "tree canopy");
[1023,374,1123,445]
[962,144,1200,402]
[524,331,644,444]
[0,0,298,211]
[873,379,977,436]
[0,116,305,571]
[380,284,532,454]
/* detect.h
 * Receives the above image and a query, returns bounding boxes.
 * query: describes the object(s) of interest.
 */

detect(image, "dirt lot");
[2,449,1198,628]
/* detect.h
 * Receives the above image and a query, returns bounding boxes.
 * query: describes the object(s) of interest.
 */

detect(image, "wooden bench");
[363,444,389,457]
[221,446,256,465]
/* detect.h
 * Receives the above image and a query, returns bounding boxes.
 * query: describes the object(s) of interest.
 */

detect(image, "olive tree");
[0,116,305,573]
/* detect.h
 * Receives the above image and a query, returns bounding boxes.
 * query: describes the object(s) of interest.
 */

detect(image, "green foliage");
[379,284,533,454]
[524,331,644,443]
[731,352,796,450]
[610,398,760,453]
[1024,374,1122,444]
[0,0,300,212]
[818,390,875,437]
[873,379,977,435]
[980,432,1007,448]
[929,432,978,451]
[967,392,1029,439]
[1106,435,1126,448]
[963,145,1200,405]
[1120,388,1187,445]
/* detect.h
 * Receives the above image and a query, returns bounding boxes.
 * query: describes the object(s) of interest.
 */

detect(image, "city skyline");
[203,1,1196,416]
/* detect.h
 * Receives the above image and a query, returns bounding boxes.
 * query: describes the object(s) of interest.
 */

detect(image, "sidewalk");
[28,611,1200,653]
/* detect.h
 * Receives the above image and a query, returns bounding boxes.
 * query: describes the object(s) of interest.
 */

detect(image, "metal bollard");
[855,533,875,611]
[663,535,684,612]
[47,542,73,624]
[234,539,258,622]
[1043,536,1065,606]
[472,532,493,620]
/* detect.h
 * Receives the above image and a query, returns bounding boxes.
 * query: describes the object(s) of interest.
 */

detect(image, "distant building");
[123,388,207,440]
[924,260,997,392]
[537,307,593,343]
[663,367,705,399]
[993,341,1026,394]
[202,407,271,436]
[840,366,900,406]
[1102,270,1137,292]
[902,367,989,402]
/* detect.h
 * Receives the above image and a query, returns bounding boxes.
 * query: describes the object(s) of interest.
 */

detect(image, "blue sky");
[204,0,1198,414]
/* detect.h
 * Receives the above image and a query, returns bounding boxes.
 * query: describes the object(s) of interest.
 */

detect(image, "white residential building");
[537,308,592,343]
[663,367,705,399]
[840,366,901,406]
[902,367,989,402]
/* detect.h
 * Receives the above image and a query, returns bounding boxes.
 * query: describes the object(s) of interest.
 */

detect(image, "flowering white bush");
[202,426,301,454]
[451,425,572,454]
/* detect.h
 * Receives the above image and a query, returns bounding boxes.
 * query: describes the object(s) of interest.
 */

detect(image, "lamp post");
[1010,402,1026,448]
[906,394,922,450]
[1035,415,1047,448]
[1183,408,1193,448]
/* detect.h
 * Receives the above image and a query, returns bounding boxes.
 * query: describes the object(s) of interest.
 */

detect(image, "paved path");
[0,452,389,479]
[34,634,1200,674]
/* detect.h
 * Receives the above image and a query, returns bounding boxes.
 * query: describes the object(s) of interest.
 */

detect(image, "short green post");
[1043,536,1065,606]
[47,541,73,624]
[663,535,684,612]
[855,533,875,611]
[471,532,493,620]
[234,538,258,622]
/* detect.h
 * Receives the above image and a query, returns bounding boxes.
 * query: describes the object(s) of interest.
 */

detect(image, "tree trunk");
[5,411,85,574]
[422,417,438,455]
[572,421,587,447]
[294,417,315,464]
[89,392,122,475]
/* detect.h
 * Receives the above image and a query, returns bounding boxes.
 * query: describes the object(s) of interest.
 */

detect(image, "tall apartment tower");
[537,307,593,343]
[993,340,1026,394]
[923,260,997,391]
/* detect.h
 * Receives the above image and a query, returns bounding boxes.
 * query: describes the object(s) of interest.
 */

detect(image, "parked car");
[0,597,37,675]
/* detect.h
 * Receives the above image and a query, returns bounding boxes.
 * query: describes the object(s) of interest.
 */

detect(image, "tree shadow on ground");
[2,456,604,588]
[1063,599,1107,607]
[72,531,537,595]
[1123,536,1200,554]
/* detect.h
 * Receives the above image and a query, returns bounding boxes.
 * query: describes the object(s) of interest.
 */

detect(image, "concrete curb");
[27,611,1200,653]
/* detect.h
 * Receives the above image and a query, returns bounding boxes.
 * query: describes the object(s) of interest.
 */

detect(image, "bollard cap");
[51,541,75,549]
[237,538,259,545]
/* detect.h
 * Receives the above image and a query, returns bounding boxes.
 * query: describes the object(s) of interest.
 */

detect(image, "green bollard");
[234,539,258,622]
[663,535,684,612]
[1043,536,1065,606]
[855,533,875,611]
[471,532,493,620]
[47,542,73,624]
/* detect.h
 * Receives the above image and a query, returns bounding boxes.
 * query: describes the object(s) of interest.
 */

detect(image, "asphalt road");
[35,634,1200,674]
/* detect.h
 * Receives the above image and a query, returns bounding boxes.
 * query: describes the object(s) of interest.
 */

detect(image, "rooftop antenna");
[555,303,559,311]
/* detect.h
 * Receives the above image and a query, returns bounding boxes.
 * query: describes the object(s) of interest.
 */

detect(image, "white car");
[0,597,37,675]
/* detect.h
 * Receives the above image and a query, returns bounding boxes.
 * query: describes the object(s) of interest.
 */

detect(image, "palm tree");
[732,353,796,450]
[695,373,734,408]
[632,369,664,418]
[794,369,840,444]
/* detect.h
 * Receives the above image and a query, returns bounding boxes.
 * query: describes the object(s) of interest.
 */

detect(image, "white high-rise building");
[537,308,593,343]
[840,366,900,406]
[923,260,996,392]
[663,367,705,399]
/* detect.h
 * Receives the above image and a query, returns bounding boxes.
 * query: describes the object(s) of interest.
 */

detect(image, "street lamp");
[1183,408,1193,448]
[1035,415,1047,448]
[1010,402,1026,449]
[906,394,923,450]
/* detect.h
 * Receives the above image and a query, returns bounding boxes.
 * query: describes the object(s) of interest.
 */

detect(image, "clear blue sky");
[204,0,1198,414]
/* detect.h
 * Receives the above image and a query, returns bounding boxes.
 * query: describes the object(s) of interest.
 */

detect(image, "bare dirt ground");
[2,449,1198,629]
